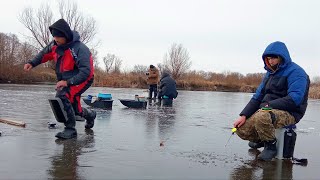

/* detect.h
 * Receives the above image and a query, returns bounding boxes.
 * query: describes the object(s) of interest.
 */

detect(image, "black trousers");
[55,78,93,128]
[149,84,158,98]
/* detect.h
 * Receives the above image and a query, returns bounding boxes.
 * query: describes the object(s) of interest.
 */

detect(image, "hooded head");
[265,54,282,72]
[161,70,171,79]
[262,41,292,72]
[49,19,73,44]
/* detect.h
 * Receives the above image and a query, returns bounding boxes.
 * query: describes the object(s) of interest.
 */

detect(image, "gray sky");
[1,0,320,79]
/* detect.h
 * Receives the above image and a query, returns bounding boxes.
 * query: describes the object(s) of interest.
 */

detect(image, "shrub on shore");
[1,65,319,99]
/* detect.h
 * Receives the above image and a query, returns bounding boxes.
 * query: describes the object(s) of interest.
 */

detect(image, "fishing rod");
[225,127,237,147]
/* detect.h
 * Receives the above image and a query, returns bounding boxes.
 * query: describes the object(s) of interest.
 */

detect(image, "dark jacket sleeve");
[28,42,54,67]
[240,98,261,118]
[239,76,267,118]
[67,43,92,85]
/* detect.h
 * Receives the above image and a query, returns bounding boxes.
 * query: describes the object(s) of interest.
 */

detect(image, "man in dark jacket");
[146,65,160,99]
[233,41,309,161]
[24,19,96,139]
[157,71,178,106]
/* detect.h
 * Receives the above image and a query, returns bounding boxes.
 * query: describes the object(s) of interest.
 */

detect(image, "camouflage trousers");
[236,109,296,142]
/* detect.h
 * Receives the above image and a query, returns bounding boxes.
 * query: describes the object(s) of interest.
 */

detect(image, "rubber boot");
[162,98,173,107]
[83,108,96,129]
[248,141,264,149]
[55,107,77,139]
[55,127,77,139]
[258,139,277,161]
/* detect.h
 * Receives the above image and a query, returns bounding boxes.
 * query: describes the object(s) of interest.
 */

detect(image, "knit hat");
[265,54,278,58]
[51,29,66,38]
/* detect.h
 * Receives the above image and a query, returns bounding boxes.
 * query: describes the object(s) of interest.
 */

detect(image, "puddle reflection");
[158,107,176,141]
[230,149,296,180]
[48,129,95,179]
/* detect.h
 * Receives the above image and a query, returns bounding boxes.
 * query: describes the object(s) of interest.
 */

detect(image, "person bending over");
[24,19,96,139]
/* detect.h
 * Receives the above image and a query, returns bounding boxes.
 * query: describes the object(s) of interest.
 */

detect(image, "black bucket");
[283,128,297,158]
[48,98,68,123]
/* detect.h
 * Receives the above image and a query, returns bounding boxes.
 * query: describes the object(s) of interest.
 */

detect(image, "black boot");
[83,108,96,129]
[162,98,173,107]
[55,127,77,139]
[248,141,264,149]
[258,139,277,161]
[56,104,77,139]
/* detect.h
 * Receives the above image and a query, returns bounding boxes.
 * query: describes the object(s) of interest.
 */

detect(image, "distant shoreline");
[1,65,319,98]
[2,82,320,100]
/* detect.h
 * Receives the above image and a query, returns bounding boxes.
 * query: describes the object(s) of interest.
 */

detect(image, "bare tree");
[19,42,37,64]
[90,48,99,70]
[18,4,53,50]
[132,64,148,75]
[0,33,33,82]
[0,33,35,66]
[156,63,164,74]
[102,54,115,73]
[0,33,21,66]
[114,57,123,74]
[58,0,97,45]
[163,43,191,79]
[102,53,122,74]
[19,0,98,49]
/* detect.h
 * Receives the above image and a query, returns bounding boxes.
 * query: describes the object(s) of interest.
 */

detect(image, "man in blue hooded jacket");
[233,41,309,161]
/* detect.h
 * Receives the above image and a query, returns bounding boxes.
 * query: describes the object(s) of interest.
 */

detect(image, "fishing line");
[225,127,237,147]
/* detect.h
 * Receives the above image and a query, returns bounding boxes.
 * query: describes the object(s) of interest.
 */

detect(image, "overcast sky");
[1,0,320,79]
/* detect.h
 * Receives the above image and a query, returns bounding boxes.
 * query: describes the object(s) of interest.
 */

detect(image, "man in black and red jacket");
[24,19,96,139]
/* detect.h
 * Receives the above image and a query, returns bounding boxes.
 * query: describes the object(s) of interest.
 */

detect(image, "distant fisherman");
[146,64,160,100]
[24,19,96,139]
[233,41,309,161]
[157,70,178,106]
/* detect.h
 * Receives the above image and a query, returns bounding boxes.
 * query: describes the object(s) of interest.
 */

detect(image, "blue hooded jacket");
[240,41,309,122]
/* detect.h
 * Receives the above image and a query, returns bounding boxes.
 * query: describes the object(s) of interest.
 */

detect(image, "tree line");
[1,0,320,98]
[1,32,318,97]
[0,29,262,92]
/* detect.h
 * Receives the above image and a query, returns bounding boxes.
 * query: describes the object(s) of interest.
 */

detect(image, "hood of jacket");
[161,71,170,80]
[49,19,74,43]
[262,41,292,73]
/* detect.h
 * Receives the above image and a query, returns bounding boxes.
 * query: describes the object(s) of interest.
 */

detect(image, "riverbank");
[1,65,319,98]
